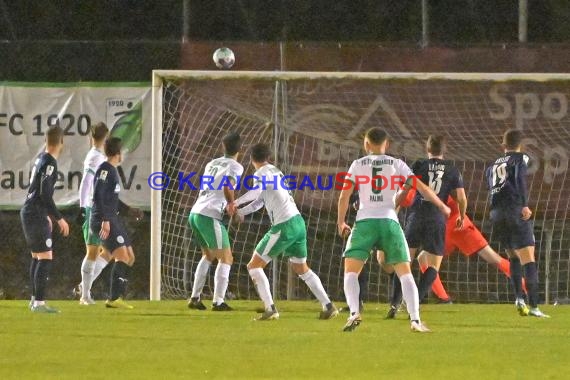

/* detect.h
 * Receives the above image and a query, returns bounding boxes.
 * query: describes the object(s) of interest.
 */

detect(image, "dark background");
[0,0,568,81]
[2,0,569,43]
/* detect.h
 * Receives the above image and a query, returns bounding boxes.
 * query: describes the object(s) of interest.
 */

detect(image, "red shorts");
[444,215,488,256]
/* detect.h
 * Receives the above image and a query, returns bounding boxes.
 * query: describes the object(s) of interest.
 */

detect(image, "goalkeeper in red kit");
[412,196,518,303]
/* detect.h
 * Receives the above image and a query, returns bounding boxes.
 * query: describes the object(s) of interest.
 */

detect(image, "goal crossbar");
[151,70,570,301]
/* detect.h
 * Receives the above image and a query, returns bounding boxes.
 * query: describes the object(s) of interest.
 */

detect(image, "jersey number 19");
[491,163,507,188]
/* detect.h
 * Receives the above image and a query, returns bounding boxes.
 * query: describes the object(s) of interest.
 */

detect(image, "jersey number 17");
[428,170,444,194]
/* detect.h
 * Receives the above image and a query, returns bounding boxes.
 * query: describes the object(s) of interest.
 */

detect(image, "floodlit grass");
[0,301,567,379]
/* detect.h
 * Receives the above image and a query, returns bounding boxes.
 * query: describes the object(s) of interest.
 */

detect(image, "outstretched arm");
[235,187,262,207]
[234,186,264,217]
[237,198,265,217]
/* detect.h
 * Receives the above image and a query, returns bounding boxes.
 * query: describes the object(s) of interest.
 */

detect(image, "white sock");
[191,257,212,299]
[344,272,360,315]
[213,263,231,304]
[92,256,109,280]
[299,270,331,310]
[80,258,96,299]
[248,267,274,310]
[400,273,420,322]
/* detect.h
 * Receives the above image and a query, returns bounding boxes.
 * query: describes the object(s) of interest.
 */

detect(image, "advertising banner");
[0,83,151,208]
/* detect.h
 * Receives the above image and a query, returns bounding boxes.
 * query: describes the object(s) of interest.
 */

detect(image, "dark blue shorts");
[20,209,52,253]
[404,209,446,256]
[90,217,130,253]
[490,208,535,250]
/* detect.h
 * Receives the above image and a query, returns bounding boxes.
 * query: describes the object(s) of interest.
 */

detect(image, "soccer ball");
[213,47,235,69]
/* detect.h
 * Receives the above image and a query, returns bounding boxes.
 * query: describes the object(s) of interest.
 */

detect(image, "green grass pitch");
[0,301,567,379]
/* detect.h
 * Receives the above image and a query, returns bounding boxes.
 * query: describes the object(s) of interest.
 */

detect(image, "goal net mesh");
[158,73,570,304]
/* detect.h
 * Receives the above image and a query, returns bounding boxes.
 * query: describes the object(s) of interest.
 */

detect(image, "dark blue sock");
[390,272,402,307]
[110,261,130,301]
[418,267,438,301]
[34,259,52,301]
[523,262,539,308]
[29,258,38,298]
[510,257,524,299]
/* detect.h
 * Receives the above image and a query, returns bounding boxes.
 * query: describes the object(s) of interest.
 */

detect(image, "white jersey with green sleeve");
[79,147,106,208]
[190,156,244,220]
[235,164,300,225]
[347,154,414,222]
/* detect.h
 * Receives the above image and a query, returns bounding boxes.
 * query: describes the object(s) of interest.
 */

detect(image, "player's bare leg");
[477,245,527,292]
[291,260,338,320]
[376,250,393,274]
[343,258,364,331]
[478,246,506,270]
[393,261,430,332]
[247,253,278,320]
[126,246,135,266]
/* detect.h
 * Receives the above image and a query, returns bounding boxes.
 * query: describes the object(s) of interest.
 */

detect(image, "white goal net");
[151,71,570,304]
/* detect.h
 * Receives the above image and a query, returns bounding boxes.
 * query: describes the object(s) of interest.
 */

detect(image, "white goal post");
[151,70,570,302]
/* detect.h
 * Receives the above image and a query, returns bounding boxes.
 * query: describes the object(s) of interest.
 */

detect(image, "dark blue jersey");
[409,158,464,213]
[22,152,62,220]
[486,152,530,209]
[91,161,120,221]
